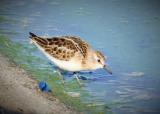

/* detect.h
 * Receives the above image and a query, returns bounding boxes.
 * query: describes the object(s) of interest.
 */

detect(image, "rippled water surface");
[0,0,160,113]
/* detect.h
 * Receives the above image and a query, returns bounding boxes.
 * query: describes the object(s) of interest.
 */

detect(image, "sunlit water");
[0,0,160,113]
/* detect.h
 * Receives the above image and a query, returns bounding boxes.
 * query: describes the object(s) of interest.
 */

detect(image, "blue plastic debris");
[38,81,51,92]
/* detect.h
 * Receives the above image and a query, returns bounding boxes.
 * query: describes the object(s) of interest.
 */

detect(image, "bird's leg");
[73,72,82,86]
[56,69,65,85]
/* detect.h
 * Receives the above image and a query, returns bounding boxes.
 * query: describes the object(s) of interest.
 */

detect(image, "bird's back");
[29,33,90,61]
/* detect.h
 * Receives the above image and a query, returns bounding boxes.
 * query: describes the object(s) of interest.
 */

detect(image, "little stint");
[29,32,112,85]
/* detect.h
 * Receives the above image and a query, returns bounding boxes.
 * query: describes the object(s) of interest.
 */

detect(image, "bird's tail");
[29,32,37,44]
[29,32,37,38]
[29,32,48,47]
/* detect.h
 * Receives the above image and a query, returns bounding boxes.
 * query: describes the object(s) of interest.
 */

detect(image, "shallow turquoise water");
[0,0,160,113]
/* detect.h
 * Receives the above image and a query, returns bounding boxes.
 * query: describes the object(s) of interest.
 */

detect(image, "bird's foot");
[74,73,85,87]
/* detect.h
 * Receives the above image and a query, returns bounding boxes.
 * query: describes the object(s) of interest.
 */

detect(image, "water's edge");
[0,35,112,114]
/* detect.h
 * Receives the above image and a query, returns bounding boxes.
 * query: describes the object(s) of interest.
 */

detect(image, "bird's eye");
[97,59,101,63]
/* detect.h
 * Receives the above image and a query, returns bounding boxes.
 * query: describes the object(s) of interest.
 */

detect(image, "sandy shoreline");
[0,53,78,114]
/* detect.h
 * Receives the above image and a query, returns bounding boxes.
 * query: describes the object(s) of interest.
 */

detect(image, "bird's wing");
[29,32,90,60]
[30,36,80,61]
[62,36,90,58]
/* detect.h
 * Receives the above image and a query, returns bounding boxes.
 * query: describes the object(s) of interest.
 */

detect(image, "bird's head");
[91,51,112,74]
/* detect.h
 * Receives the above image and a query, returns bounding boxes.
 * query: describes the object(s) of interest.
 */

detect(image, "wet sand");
[0,53,78,114]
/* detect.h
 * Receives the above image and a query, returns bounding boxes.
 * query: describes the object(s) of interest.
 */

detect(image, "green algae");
[0,35,112,114]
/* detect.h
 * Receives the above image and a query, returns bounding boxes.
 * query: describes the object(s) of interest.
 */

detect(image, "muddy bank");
[0,53,78,114]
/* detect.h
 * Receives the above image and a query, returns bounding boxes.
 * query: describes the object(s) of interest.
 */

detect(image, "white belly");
[45,53,82,71]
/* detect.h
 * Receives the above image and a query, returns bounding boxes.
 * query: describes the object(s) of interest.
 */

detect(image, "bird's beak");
[103,65,112,74]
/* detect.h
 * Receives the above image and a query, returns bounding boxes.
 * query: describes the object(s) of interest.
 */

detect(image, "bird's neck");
[81,51,97,70]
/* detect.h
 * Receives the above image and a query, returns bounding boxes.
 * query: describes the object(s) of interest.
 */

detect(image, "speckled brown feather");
[62,36,89,58]
[30,35,89,61]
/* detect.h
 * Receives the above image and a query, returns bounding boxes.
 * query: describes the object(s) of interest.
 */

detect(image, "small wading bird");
[29,32,112,85]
